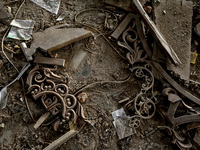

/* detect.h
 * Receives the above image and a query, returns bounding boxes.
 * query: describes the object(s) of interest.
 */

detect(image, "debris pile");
[0,0,200,149]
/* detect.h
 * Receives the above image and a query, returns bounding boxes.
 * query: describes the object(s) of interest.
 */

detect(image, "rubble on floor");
[0,0,200,149]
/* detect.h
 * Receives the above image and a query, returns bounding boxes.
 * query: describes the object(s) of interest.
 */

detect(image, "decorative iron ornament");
[26,65,85,131]
[117,16,147,65]
[132,65,156,119]
[116,15,156,121]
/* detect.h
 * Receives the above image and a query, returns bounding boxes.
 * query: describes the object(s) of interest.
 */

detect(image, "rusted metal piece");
[43,130,78,150]
[115,13,153,64]
[113,12,155,120]
[158,126,192,149]
[27,65,85,130]
[113,13,152,58]
[24,25,92,59]
[162,88,200,127]
[162,88,176,97]
[132,65,154,92]
[133,13,199,103]
[135,17,152,58]
[128,115,141,129]
[153,62,200,105]
[65,109,78,124]
[166,99,200,126]
[132,0,181,65]
[134,93,156,119]
[124,65,156,120]
[34,56,65,67]
[117,18,147,64]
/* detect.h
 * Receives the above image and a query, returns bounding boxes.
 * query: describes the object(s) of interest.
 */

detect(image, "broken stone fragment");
[0,3,11,23]
[24,25,93,59]
[195,23,200,37]
[0,123,5,128]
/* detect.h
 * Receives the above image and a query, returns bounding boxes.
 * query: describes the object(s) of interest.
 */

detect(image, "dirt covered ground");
[0,0,200,150]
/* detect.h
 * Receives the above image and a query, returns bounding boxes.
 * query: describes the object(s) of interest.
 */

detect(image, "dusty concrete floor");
[0,0,200,150]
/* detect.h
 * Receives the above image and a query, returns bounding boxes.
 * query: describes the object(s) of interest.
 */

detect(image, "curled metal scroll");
[27,65,85,131]
[117,19,147,65]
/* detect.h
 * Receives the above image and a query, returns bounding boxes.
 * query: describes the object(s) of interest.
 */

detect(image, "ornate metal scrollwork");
[26,65,85,131]
[117,18,147,65]
[117,16,156,121]
[132,65,156,119]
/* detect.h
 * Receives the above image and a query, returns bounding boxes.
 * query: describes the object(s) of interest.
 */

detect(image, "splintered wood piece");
[132,0,181,66]
[111,13,135,40]
[34,56,65,67]
[43,130,78,150]
[34,112,50,129]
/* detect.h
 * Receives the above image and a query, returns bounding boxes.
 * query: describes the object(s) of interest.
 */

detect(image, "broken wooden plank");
[153,0,193,81]
[34,56,65,67]
[132,0,182,66]
[24,24,92,59]
[111,13,135,40]
[135,15,152,58]
[43,130,78,150]
[34,112,50,129]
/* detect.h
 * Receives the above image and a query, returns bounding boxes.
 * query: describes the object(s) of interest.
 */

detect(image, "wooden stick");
[43,130,78,150]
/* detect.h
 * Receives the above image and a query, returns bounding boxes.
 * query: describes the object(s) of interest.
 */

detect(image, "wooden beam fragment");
[111,13,135,40]
[34,112,50,129]
[43,130,78,150]
[34,56,65,67]
[132,0,181,66]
